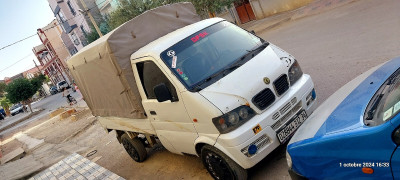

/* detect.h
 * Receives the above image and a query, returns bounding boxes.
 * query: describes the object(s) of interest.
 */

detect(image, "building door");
[235,0,256,24]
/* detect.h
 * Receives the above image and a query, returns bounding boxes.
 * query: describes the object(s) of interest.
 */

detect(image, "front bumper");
[214,74,317,169]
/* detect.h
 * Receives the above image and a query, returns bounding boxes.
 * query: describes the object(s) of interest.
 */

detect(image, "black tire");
[201,145,247,180]
[121,134,147,162]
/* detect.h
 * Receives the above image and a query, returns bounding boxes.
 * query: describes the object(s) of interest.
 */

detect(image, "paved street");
[1,0,399,179]
[0,90,86,138]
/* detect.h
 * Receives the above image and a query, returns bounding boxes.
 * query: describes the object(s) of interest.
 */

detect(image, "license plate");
[276,110,308,143]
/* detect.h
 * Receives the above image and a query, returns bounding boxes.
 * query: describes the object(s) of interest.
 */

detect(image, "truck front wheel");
[121,134,147,162]
[201,145,247,180]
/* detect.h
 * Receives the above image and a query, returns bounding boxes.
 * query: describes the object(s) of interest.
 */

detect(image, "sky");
[0,0,55,80]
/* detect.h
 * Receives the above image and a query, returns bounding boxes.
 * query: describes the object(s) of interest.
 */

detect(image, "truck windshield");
[365,68,400,126]
[160,21,264,91]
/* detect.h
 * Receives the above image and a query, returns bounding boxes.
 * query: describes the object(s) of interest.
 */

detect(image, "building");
[23,66,43,79]
[32,41,70,86]
[47,0,92,54]
[219,0,314,25]
[3,73,24,85]
[34,19,73,85]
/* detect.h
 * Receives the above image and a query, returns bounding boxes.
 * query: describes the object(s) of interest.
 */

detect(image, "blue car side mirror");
[392,128,400,145]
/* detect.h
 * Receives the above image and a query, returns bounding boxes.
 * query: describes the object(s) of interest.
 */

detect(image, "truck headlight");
[212,106,256,134]
[288,60,303,85]
[286,150,292,169]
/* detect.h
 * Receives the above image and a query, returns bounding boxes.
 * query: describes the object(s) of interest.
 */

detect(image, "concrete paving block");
[0,147,25,164]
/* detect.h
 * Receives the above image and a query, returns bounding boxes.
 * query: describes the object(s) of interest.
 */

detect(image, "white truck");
[67,3,317,179]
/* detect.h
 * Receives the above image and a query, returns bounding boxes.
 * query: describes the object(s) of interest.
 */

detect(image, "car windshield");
[365,68,400,126]
[160,21,264,91]
[59,81,66,85]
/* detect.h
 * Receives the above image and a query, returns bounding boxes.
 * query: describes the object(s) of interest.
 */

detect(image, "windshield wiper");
[242,42,269,60]
[366,94,384,120]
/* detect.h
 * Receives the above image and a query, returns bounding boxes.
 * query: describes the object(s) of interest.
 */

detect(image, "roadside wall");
[218,0,315,25]
[250,0,314,19]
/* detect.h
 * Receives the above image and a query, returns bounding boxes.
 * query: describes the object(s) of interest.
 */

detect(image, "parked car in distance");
[0,108,5,116]
[286,57,400,179]
[56,81,69,91]
[50,86,58,95]
[10,104,24,116]
[0,112,4,120]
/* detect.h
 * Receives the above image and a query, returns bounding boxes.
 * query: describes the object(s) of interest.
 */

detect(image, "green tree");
[106,0,239,30]
[5,78,37,113]
[0,97,11,116]
[190,0,239,18]
[30,74,46,91]
[85,22,112,43]
[0,82,6,98]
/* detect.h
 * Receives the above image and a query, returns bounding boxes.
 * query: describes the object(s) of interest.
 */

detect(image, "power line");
[0,53,33,73]
[0,0,108,51]
[0,14,82,51]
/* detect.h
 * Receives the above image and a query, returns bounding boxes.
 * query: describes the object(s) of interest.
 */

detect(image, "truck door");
[133,60,198,155]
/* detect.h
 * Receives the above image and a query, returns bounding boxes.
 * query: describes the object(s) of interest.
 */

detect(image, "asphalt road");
[0,90,85,138]
[250,0,400,179]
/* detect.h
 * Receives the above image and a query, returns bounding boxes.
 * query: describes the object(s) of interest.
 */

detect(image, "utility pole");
[33,59,42,75]
[78,0,103,37]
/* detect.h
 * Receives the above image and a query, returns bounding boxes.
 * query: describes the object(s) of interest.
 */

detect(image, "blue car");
[286,57,400,179]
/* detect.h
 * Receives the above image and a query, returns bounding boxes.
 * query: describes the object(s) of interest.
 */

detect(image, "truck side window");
[136,61,179,101]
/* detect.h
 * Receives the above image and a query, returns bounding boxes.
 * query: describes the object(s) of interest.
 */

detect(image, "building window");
[80,25,87,37]
[57,11,66,23]
[71,32,80,46]
[70,47,78,55]
[67,1,76,15]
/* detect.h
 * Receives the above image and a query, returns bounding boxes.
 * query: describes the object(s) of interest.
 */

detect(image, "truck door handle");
[150,111,157,115]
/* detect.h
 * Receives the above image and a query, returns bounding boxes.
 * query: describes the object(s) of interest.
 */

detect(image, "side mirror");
[250,30,256,35]
[393,128,400,145]
[154,83,173,102]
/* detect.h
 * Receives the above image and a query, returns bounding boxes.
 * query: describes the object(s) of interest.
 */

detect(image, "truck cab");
[67,3,317,179]
[130,18,317,179]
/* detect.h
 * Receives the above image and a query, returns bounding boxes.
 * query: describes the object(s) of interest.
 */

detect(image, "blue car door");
[391,126,400,179]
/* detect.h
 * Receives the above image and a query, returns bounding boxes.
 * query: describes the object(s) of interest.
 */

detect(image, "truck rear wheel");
[121,134,147,162]
[201,145,247,180]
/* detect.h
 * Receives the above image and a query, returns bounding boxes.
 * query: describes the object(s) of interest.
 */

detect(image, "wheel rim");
[122,138,140,161]
[204,151,234,180]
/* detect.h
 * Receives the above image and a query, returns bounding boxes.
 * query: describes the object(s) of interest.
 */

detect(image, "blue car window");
[365,68,400,126]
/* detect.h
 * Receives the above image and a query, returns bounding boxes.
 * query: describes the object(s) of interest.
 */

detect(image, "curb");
[0,109,44,133]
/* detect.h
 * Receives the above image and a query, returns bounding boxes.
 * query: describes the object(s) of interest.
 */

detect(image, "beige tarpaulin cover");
[67,3,200,119]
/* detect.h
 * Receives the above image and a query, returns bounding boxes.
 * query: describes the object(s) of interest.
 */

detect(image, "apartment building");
[47,0,92,54]
[33,19,72,86]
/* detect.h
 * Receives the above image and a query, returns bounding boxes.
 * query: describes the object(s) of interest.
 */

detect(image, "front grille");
[252,88,275,110]
[241,134,270,157]
[272,112,280,120]
[280,102,292,114]
[274,74,289,96]
[271,101,302,130]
